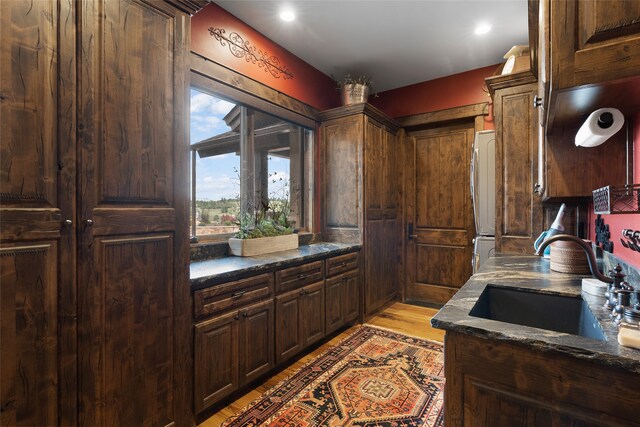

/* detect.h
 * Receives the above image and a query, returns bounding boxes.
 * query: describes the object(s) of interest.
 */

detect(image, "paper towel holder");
[575,107,625,148]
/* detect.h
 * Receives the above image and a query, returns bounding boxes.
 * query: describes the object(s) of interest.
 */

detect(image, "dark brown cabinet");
[275,281,325,364]
[325,253,360,335]
[445,331,640,426]
[531,0,632,200]
[1,0,196,425]
[488,78,544,254]
[320,104,401,316]
[194,300,274,413]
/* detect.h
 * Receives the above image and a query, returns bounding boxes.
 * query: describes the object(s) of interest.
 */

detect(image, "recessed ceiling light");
[474,23,492,35]
[280,9,295,22]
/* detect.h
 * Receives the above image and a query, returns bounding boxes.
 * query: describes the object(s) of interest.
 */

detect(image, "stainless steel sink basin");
[469,286,606,341]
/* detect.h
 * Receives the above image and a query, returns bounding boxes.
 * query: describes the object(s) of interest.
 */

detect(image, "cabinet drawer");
[325,252,359,277]
[276,261,324,294]
[194,273,274,319]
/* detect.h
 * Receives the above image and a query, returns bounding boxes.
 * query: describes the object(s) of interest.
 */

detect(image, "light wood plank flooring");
[199,302,444,426]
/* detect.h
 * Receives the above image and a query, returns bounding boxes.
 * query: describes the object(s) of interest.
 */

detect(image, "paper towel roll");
[575,107,624,147]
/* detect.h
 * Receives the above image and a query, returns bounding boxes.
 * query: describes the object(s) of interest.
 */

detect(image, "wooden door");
[342,270,360,323]
[325,275,345,334]
[405,123,475,305]
[0,1,76,425]
[275,290,303,364]
[194,311,239,413]
[302,282,325,347]
[364,119,388,315]
[77,1,191,426]
[239,300,274,386]
[494,84,543,254]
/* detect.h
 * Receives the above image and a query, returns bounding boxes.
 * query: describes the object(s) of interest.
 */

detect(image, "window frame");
[189,71,317,243]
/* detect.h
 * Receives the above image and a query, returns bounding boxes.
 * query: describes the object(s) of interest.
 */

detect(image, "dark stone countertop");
[431,254,640,373]
[190,242,361,291]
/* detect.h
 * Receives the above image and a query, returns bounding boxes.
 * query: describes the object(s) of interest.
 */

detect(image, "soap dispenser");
[534,203,566,258]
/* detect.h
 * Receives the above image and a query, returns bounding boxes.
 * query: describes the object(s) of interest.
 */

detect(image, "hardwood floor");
[199,302,444,426]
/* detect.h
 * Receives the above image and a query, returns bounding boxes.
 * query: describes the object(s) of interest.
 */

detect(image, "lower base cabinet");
[326,270,359,334]
[445,331,640,426]
[194,300,274,413]
[275,281,325,364]
[193,250,360,414]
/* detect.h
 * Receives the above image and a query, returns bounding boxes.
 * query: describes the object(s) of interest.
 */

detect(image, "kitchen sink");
[469,285,606,341]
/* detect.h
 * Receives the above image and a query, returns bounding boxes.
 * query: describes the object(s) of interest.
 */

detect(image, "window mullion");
[240,107,256,221]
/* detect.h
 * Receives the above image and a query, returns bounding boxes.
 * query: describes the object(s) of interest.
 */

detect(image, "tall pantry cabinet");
[320,104,401,316]
[0,0,202,425]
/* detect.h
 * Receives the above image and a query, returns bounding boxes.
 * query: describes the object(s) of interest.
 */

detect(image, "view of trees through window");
[190,88,308,239]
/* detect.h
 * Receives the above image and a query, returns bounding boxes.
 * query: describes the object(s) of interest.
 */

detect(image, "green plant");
[234,203,294,239]
[234,172,296,239]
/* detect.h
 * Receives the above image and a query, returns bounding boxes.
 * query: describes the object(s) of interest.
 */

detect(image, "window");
[189,88,313,241]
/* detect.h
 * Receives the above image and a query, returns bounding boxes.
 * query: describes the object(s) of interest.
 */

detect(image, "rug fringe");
[362,323,444,346]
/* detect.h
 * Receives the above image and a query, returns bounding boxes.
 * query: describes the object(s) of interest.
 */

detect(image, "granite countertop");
[431,254,640,373]
[190,242,361,290]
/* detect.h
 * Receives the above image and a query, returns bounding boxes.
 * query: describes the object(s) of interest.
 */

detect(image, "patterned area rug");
[222,325,445,427]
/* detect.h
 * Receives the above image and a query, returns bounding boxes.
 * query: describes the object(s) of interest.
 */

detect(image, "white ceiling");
[213,0,530,92]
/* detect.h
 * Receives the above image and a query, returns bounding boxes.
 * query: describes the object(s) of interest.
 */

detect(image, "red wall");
[191,3,339,111]
[370,64,499,128]
[588,112,640,268]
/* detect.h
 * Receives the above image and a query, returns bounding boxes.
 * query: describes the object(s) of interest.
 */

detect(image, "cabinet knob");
[533,95,543,108]
[63,219,73,226]
[243,312,248,318]
[85,219,93,226]
[234,314,239,321]
[298,274,306,279]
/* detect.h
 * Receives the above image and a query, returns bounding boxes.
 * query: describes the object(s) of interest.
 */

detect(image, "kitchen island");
[432,255,640,426]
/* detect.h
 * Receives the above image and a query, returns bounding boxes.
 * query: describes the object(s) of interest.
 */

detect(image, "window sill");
[189,231,319,263]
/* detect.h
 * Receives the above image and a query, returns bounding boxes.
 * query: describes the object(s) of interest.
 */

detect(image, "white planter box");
[228,234,299,257]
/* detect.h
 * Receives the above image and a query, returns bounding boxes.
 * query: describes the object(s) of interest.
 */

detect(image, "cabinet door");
[494,84,544,254]
[0,1,76,425]
[343,270,360,323]
[551,0,640,89]
[325,276,345,335]
[275,290,303,364]
[321,115,364,243]
[239,300,274,386]
[77,1,191,425]
[302,281,326,347]
[194,311,239,413]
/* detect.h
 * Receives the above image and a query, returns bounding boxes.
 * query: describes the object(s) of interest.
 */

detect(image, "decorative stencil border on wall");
[208,27,294,80]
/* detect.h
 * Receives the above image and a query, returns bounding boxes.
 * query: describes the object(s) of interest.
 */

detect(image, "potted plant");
[338,74,374,105]
[228,191,298,257]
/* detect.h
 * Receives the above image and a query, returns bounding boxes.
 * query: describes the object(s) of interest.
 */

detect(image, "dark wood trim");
[396,102,489,128]
[318,103,401,131]
[485,70,537,97]
[528,0,539,79]
[190,52,319,127]
[163,0,210,15]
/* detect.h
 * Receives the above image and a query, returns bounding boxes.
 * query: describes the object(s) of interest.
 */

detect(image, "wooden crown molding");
[318,103,401,132]
[164,0,210,15]
[485,70,537,98]
[396,102,489,129]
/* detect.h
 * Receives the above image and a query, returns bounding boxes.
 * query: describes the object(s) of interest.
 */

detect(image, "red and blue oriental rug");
[222,325,445,427]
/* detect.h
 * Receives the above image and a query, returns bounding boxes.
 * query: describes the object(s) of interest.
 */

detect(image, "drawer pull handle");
[232,290,246,298]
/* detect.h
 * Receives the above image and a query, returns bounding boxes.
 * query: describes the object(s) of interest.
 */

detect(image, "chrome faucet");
[534,234,613,284]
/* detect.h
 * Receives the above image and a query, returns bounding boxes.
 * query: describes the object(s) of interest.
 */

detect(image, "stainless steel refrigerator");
[470,130,496,273]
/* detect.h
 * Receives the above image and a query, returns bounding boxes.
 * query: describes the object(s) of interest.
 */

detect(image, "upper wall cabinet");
[536,0,640,129]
